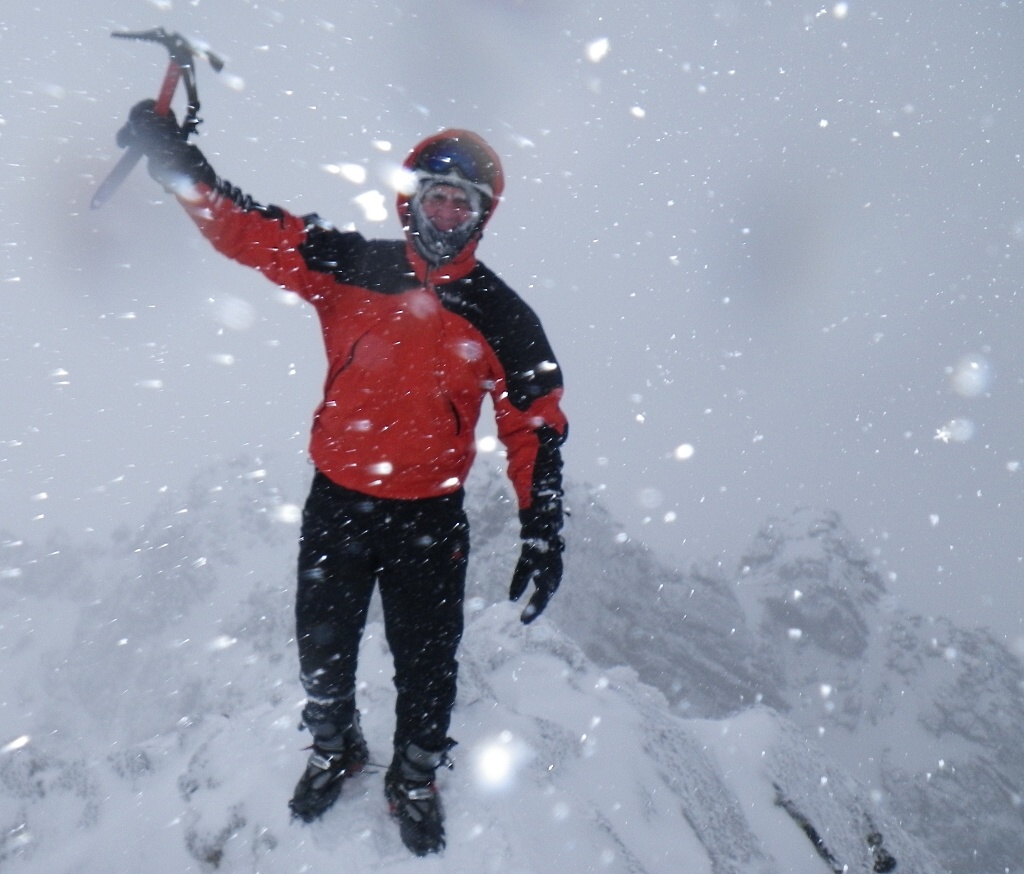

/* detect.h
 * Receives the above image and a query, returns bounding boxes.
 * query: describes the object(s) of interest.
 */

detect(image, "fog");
[3,1,1023,639]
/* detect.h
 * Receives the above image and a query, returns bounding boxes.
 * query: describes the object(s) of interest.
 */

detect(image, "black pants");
[295,471,469,754]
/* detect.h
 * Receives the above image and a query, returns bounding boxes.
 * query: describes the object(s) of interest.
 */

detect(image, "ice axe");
[91,27,224,210]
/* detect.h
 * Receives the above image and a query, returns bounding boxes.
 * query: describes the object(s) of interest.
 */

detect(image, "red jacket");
[176,181,567,516]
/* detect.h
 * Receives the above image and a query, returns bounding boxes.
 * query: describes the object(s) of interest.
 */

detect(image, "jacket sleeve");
[150,137,336,301]
[487,296,568,542]
[177,179,326,301]
[496,389,568,542]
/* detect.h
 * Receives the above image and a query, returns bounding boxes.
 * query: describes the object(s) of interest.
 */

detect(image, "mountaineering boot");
[384,742,451,855]
[289,717,370,823]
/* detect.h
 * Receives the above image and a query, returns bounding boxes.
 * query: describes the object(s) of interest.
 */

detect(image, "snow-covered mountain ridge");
[0,455,1017,872]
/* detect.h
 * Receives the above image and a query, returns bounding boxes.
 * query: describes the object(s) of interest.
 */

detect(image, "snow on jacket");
[173,172,567,520]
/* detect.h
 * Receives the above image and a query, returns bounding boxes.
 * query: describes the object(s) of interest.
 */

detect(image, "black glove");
[509,535,564,624]
[116,99,184,150]
[116,99,214,189]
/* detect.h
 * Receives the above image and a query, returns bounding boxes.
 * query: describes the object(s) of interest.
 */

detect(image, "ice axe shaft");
[91,28,223,210]
[154,58,186,116]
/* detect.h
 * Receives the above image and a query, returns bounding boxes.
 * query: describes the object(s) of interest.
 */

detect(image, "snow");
[0,461,947,873]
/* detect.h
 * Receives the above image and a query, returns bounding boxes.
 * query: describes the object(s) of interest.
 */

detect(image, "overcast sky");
[3,0,1024,640]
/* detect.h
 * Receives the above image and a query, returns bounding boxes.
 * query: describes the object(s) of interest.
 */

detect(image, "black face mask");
[407,179,489,266]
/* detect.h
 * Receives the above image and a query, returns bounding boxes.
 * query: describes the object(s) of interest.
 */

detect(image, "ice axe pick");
[91,27,224,210]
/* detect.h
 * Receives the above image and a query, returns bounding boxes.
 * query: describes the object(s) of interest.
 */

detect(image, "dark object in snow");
[773,784,899,873]
[868,829,898,872]
[289,719,370,823]
[92,26,223,210]
[773,785,844,873]
[384,742,454,856]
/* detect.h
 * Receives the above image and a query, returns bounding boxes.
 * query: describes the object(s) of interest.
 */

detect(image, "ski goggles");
[415,139,497,197]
